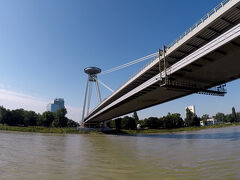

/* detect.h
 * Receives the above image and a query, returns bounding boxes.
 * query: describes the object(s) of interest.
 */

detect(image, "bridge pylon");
[82,67,102,123]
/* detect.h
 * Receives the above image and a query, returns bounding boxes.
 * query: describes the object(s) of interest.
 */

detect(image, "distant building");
[47,98,65,112]
[185,105,195,115]
[200,118,223,126]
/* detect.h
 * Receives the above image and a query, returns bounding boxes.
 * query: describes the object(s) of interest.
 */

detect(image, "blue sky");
[0,0,238,122]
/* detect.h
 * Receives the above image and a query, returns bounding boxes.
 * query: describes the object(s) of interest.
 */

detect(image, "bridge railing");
[168,0,231,49]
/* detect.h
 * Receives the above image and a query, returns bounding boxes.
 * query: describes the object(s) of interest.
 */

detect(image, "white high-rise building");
[47,98,65,112]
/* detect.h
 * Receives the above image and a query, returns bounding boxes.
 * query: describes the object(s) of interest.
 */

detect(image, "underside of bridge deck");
[86,36,240,123]
[85,1,240,123]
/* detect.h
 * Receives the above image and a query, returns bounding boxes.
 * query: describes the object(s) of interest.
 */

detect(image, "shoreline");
[0,123,239,135]
[116,123,240,135]
[0,125,101,135]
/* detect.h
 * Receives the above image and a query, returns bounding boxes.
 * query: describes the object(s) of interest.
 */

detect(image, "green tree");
[232,107,237,122]
[53,108,68,127]
[4,110,13,126]
[143,117,159,129]
[23,111,38,126]
[237,112,240,122]
[185,108,194,127]
[42,111,55,127]
[214,112,225,122]
[121,116,136,130]
[133,112,139,123]
[201,114,209,126]
[115,118,122,130]
[67,119,79,127]
[185,108,200,127]
[157,117,164,128]
[192,116,201,126]
[172,113,184,128]
[225,114,233,122]
[201,114,209,121]
[10,109,25,126]
[0,106,7,124]
[36,113,43,126]
[163,113,184,129]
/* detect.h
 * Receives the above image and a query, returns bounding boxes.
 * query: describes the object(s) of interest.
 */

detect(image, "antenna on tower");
[82,67,102,122]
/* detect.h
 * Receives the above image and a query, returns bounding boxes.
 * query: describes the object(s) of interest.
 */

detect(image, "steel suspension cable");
[93,77,114,93]
[100,52,158,75]
[97,79,114,93]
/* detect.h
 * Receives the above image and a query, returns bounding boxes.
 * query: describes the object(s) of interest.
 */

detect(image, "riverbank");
[0,125,101,134]
[116,122,240,135]
[0,123,240,135]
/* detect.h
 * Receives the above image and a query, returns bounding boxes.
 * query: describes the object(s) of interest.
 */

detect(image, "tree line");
[109,107,240,130]
[205,107,240,123]
[1,105,239,130]
[110,111,188,130]
[0,106,79,128]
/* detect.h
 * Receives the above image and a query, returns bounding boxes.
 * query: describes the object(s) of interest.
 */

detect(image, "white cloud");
[0,88,82,122]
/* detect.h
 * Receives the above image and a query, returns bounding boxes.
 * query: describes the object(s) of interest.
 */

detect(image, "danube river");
[1,126,240,180]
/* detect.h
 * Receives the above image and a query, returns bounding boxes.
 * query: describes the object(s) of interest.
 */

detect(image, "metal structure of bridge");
[83,0,240,124]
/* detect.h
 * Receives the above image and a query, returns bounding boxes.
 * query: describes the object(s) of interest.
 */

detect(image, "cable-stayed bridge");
[83,0,240,124]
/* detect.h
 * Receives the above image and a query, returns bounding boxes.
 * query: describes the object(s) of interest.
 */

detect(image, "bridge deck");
[85,0,240,123]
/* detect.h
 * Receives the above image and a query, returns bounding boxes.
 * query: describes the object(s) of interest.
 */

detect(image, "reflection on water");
[0,126,240,180]
[136,131,240,141]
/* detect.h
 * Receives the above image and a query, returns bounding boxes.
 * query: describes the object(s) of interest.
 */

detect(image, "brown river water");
[1,126,240,180]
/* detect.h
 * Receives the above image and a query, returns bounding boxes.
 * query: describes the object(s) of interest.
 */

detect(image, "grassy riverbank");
[117,122,240,135]
[0,124,100,134]
[0,123,240,135]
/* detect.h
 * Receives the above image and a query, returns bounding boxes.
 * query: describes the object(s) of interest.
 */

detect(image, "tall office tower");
[47,98,65,112]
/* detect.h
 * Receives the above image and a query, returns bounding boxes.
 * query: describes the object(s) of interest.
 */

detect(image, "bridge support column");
[81,67,102,123]
[103,121,108,128]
